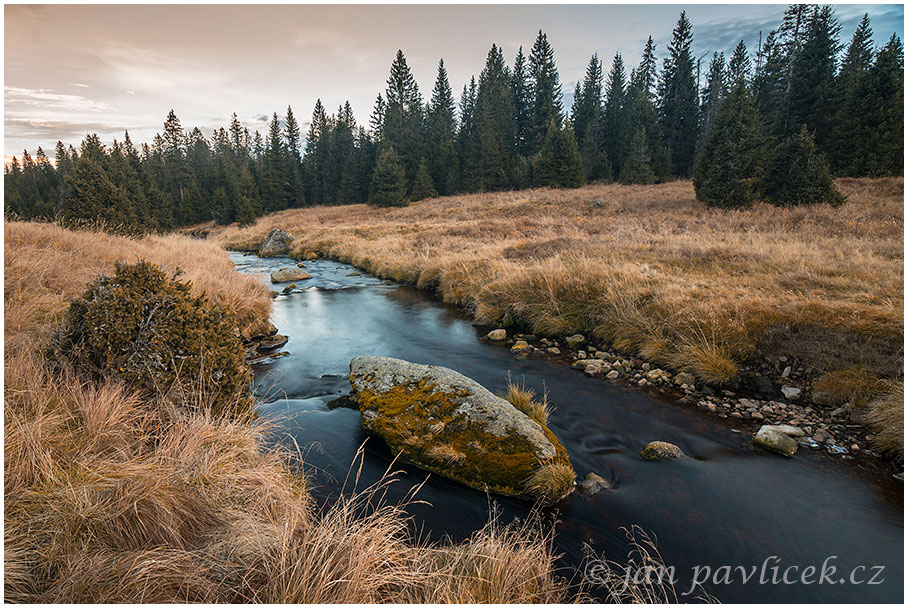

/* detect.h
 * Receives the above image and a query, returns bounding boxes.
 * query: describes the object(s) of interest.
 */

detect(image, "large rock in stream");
[349,356,575,503]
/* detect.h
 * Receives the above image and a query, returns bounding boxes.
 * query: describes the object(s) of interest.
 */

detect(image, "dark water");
[231,253,904,603]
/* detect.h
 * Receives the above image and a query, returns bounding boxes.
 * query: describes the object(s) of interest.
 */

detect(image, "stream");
[230,252,903,603]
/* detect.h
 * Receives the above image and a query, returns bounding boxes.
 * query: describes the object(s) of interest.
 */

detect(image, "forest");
[4,5,904,231]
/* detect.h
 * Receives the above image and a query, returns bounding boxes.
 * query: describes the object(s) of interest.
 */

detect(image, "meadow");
[4,220,579,602]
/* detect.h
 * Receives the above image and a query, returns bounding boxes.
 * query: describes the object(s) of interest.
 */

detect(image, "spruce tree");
[410,158,438,200]
[786,5,841,153]
[727,40,752,84]
[474,44,516,191]
[627,37,672,181]
[631,36,658,98]
[658,12,699,176]
[426,59,458,195]
[533,120,584,188]
[284,106,305,207]
[528,30,563,154]
[456,77,481,191]
[865,34,904,176]
[303,99,328,205]
[603,52,628,178]
[369,146,408,207]
[698,52,727,150]
[619,127,656,185]
[261,112,288,212]
[693,82,767,207]
[512,47,533,157]
[571,53,603,149]
[753,30,788,133]
[381,50,425,187]
[763,125,843,206]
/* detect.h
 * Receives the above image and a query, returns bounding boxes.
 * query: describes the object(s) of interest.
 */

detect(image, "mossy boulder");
[349,356,574,503]
[51,261,253,416]
[258,228,294,257]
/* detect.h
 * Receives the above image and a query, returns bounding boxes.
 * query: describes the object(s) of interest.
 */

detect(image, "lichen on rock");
[348,356,574,503]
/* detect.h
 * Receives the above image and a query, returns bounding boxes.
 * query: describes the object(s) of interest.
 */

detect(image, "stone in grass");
[565,334,587,349]
[641,441,685,461]
[258,228,294,257]
[674,372,696,387]
[754,425,798,457]
[487,329,507,341]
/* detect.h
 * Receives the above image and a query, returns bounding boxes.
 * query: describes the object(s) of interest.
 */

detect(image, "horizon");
[4,3,904,163]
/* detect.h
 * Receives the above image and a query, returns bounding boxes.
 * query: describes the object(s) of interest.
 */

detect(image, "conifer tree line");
[5,5,903,230]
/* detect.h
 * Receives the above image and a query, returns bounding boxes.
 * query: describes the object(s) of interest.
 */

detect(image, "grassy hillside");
[218,179,903,382]
[4,221,578,602]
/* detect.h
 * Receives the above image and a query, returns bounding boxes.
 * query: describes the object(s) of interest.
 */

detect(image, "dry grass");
[502,376,552,426]
[813,368,890,407]
[523,463,577,504]
[863,384,904,459]
[4,220,583,603]
[215,178,904,385]
[584,525,715,603]
[6,221,274,348]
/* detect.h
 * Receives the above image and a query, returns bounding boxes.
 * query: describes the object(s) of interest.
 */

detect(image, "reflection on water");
[232,252,904,603]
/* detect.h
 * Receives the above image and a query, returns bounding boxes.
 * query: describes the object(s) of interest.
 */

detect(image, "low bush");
[50,260,253,416]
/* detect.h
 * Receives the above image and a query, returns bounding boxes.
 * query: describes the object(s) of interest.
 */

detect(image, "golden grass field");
[4,221,580,602]
[216,178,904,455]
[218,178,903,383]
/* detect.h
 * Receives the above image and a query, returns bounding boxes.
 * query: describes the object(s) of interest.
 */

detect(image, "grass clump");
[502,376,552,426]
[523,462,576,504]
[812,368,887,407]
[863,383,904,459]
[50,260,253,416]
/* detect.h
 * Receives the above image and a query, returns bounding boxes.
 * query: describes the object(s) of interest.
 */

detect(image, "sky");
[4,3,904,161]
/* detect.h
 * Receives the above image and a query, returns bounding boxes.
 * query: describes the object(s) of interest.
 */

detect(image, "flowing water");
[231,252,903,603]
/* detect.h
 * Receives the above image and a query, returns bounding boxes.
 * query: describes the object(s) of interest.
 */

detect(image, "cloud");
[71,82,89,88]
[5,86,114,113]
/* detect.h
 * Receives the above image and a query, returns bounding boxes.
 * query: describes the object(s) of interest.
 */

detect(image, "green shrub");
[51,261,253,416]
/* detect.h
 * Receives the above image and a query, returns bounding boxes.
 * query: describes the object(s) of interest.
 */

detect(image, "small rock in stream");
[754,425,798,457]
[641,441,685,461]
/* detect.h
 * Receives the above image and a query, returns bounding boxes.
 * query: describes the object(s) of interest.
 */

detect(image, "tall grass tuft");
[502,375,552,426]
[863,383,904,459]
